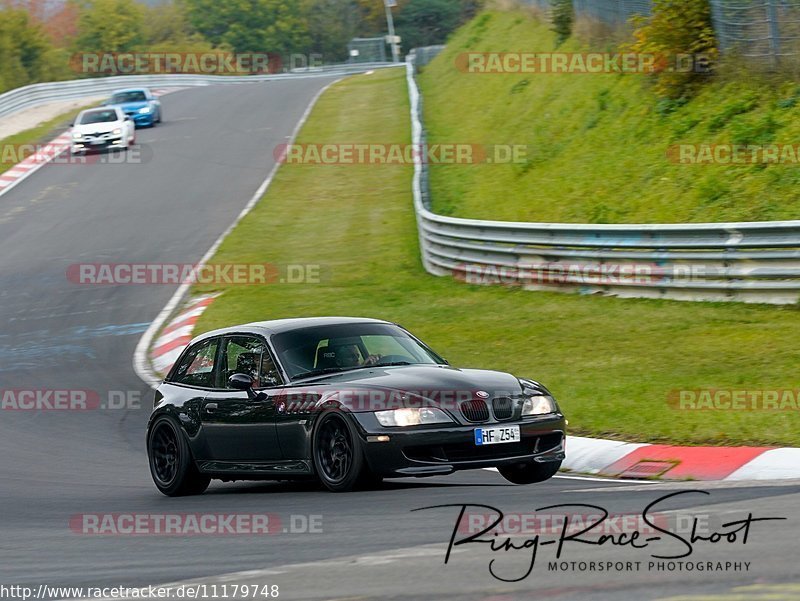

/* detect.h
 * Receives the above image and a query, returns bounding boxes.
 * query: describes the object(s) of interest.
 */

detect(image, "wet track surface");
[0,77,799,600]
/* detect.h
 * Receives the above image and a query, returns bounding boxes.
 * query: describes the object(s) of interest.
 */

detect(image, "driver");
[334,344,381,368]
[260,352,280,386]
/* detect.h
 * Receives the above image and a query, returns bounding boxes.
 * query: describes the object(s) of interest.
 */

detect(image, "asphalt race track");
[1,78,799,601]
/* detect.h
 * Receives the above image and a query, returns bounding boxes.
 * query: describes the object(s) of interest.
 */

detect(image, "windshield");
[110,91,147,103]
[271,322,445,380]
[78,109,119,125]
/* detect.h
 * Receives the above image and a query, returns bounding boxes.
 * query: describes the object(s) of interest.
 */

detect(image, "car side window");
[223,336,283,388]
[259,352,281,388]
[170,338,219,388]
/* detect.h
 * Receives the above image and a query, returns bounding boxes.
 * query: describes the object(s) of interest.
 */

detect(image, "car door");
[161,336,222,461]
[199,335,283,462]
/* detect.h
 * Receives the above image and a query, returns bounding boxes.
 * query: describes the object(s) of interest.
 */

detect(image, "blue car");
[106,88,162,128]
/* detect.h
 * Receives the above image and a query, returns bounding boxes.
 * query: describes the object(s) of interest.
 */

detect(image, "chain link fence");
[710,0,800,65]
[522,0,651,23]
[572,0,651,23]
[411,45,446,69]
[347,38,388,63]
[522,0,800,66]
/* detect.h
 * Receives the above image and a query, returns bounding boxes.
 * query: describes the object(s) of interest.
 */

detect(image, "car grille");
[460,399,489,422]
[492,397,513,420]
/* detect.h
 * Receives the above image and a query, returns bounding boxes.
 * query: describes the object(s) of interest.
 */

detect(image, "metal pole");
[766,0,780,69]
[384,0,399,63]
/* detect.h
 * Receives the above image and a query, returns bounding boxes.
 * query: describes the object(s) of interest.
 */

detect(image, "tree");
[0,7,66,92]
[183,0,310,56]
[395,0,461,52]
[302,0,359,62]
[354,0,405,37]
[42,3,79,46]
[73,0,145,54]
[142,0,216,55]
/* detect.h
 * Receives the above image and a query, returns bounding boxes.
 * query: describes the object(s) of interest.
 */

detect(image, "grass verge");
[0,103,95,176]
[194,67,800,447]
[419,10,800,224]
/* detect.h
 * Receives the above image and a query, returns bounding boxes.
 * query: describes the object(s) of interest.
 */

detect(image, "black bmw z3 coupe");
[146,317,566,495]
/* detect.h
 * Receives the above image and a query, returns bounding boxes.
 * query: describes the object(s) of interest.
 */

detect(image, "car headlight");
[112,128,122,135]
[375,407,452,427]
[138,106,151,114]
[72,132,82,139]
[521,395,556,416]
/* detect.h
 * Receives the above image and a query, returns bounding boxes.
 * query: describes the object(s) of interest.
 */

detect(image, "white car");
[71,107,135,154]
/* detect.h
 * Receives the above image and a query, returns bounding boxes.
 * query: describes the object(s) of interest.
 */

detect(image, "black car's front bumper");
[351,412,566,477]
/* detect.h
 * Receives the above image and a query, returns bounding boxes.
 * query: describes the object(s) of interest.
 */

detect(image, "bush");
[625,0,718,99]
[550,0,573,46]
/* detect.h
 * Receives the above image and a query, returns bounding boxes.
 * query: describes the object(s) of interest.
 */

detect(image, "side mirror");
[228,373,270,402]
[69,122,74,127]
[228,373,254,390]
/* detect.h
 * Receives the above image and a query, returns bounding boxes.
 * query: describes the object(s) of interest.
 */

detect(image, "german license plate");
[474,425,520,446]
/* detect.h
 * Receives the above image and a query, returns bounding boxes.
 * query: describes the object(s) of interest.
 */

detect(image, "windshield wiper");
[292,367,346,379]
[342,361,416,371]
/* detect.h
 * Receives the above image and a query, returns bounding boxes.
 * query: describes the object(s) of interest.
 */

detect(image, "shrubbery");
[550,0,573,46]
[625,0,718,99]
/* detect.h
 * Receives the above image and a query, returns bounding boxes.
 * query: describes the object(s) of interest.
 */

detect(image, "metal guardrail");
[405,52,800,304]
[0,62,396,120]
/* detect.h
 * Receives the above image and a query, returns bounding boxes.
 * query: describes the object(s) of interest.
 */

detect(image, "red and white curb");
[0,131,71,196]
[150,294,217,377]
[563,435,800,481]
[0,88,184,199]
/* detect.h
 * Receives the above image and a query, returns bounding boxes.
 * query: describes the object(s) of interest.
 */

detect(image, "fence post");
[767,0,781,68]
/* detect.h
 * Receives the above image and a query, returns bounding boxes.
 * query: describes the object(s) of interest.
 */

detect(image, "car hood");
[73,121,120,134]
[290,365,548,412]
[112,101,149,111]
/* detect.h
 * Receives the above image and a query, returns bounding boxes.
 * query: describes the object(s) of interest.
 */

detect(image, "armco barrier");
[405,52,800,304]
[0,62,396,120]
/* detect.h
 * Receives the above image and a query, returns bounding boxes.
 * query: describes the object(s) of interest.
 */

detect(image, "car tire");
[147,415,210,497]
[312,410,366,492]
[498,460,561,485]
